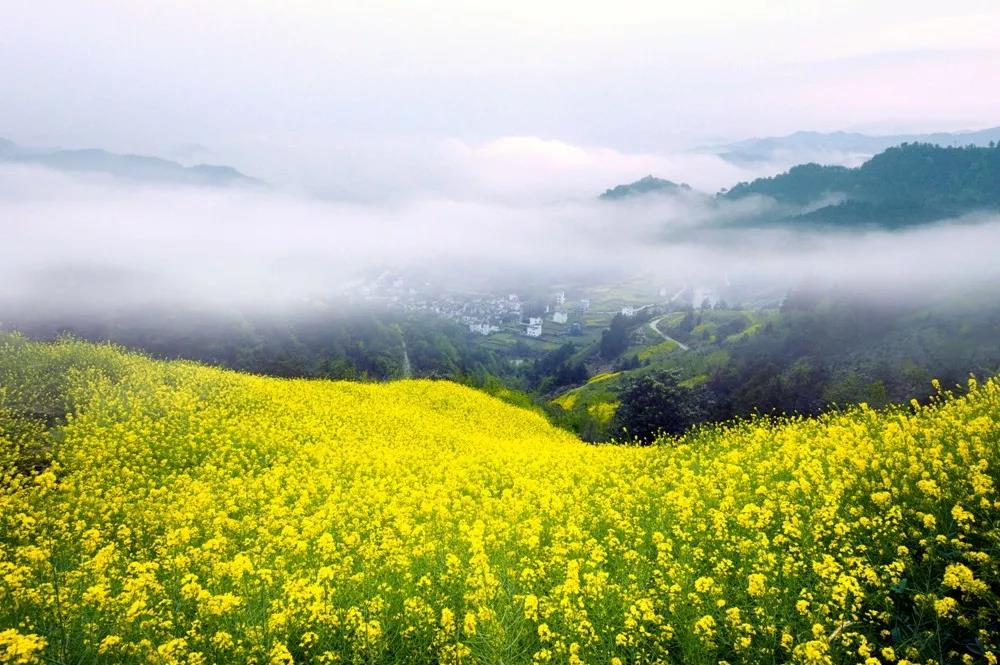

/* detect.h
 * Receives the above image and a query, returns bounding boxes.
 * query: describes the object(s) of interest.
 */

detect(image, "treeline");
[0,306,510,384]
[2,306,599,432]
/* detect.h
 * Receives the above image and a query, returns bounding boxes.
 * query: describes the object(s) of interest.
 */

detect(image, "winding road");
[647,315,690,351]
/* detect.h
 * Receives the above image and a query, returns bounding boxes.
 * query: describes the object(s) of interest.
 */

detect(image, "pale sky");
[3,0,999,193]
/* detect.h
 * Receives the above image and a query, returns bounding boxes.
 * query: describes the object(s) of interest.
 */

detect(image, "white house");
[554,291,566,306]
[528,317,542,325]
[552,311,568,324]
[621,306,636,317]
[525,323,543,337]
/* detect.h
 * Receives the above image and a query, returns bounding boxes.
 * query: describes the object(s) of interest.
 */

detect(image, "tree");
[528,343,588,393]
[599,314,630,359]
[616,354,641,371]
[611,370,709,444]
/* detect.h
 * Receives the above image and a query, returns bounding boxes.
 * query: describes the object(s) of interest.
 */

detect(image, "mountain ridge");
[0,137,261,187]
[723,142,1000,227]
[708,126,1000,164]
[601,142,1000,228]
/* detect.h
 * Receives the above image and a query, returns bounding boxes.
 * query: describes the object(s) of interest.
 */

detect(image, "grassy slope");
[1,335,999,664]
[550,309,770,433]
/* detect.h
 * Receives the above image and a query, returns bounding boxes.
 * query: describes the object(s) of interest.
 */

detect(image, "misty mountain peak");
[599,175,693,200]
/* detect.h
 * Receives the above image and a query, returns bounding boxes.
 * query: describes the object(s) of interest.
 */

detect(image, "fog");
[3,160,999,321]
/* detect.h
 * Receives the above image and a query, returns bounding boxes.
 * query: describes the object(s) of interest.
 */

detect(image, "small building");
[578,299,590,312]
[528,317,542,326]
[525,323,543,338]
[554,291,566,306]
[552,311,568,324]
[621,306,636,317]
[469,322,493,335]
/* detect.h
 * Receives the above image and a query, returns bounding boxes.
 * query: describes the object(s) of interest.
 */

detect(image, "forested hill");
[599,175,693,200]
[724,142,1000,227]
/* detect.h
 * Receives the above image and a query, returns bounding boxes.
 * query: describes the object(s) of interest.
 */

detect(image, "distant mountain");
[599,175,694,200]
[0,137,260,187]
[711,127,1000,165]
[724,143,1000,228]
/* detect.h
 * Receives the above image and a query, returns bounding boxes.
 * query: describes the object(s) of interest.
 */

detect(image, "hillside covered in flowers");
[1,334,998,664]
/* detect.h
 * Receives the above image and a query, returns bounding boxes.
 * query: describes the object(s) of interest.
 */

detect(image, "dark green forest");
[724,142,1000,227]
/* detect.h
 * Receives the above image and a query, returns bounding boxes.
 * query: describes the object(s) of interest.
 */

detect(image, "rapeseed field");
[1,334,998,664]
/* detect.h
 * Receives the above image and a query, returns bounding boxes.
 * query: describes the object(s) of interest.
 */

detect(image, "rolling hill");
[548,291,1000,441]
[0,137,260,187]
[2,334,998,663]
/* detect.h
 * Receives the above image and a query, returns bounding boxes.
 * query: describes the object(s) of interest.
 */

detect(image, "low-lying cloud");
[434,137,760,202]
[3,159,999,320]
[205,133,793,204]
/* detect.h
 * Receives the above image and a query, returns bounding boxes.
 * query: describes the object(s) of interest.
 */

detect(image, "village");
[355,272,724,345]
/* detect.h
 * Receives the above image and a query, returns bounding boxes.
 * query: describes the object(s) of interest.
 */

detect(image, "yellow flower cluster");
[1,336,998,664]
[0,629,46,665]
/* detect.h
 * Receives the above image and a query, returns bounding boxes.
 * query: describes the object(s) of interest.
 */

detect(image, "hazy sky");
[3,2,1000,310]
[3,0,999,180]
